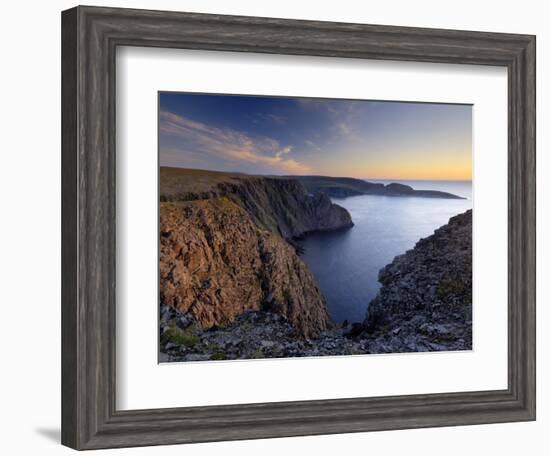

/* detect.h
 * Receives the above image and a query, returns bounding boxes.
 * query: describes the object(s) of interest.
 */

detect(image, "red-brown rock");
[160,197,331,338]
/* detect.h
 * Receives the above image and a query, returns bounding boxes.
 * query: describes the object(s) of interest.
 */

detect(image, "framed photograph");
[61,6,536,450]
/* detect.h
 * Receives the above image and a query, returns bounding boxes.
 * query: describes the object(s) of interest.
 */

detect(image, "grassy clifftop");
[160,167,246,198]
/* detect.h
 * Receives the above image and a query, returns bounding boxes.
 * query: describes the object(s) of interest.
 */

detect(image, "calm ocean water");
[298,180,473,323]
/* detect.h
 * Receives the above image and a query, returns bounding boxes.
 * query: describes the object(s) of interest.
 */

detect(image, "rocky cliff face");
[217,177,353,238]
[159,167,353,337]
[362,210,472,352]
[160,196,332,338]
[160,167,353,238]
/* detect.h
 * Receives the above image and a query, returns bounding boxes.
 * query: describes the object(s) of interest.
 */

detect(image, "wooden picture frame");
[61,5,536,450]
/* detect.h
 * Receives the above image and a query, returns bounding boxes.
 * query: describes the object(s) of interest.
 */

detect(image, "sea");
[297,180,473,323]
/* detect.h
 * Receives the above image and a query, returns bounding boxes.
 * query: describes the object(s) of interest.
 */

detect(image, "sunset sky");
[159,93,472,181]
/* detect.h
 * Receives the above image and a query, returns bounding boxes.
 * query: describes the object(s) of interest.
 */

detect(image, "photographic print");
[158,93,472,362]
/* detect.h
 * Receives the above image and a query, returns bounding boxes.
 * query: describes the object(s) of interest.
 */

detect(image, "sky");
[159,92,472,180]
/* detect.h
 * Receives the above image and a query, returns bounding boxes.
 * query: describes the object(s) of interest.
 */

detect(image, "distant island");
[281,175,464,199]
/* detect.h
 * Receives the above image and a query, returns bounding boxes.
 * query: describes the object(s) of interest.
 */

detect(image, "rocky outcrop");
[160,307,371,362]
[160,167,354,239]
[160,197,332,338]
[159,167,352,337]
[362,210,472,352]
[217,177,353,238]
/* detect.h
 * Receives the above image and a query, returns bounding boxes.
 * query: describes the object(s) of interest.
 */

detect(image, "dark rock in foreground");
[160,307,378,362]
[362,209,472,352]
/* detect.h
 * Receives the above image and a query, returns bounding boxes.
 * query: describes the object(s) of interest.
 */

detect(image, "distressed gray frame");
[61,5,536,450]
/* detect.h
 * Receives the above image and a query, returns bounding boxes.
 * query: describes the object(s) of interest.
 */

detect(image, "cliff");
[285,175,464,199]
[159,167,352,338]
[160,167,353,238]
[362,209,472,352]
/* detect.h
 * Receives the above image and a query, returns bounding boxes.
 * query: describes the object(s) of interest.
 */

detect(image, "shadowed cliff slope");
[160,167,353,238]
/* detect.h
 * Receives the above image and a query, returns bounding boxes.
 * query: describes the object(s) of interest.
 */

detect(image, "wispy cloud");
[250,112,288,125]
[264,113,288,124]
[268,114,287,124]
[304,140,322,151]
[296,98,361,140]
[275,146,292,158]
[160,111,310,174]
[341,122,359,138]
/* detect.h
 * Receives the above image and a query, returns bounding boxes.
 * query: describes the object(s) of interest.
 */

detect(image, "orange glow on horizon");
[358,162,472,181]
[312,147,472,181]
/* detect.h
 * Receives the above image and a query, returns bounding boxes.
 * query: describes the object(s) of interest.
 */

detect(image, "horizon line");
[159,165,472,182]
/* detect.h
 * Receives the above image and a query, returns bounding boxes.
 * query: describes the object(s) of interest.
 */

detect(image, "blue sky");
[159,92,472,180]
